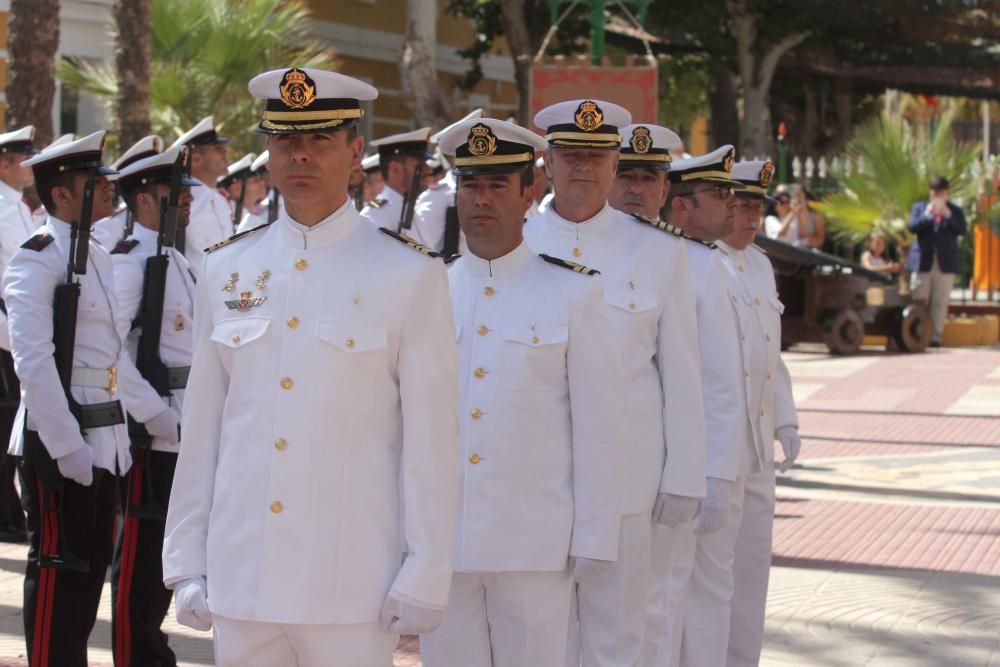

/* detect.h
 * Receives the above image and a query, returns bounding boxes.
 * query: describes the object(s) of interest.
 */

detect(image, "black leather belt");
[77,400,125,429]
[166,366,190,390]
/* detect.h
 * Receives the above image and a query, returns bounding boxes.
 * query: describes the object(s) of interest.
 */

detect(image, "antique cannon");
[754,235,931,355]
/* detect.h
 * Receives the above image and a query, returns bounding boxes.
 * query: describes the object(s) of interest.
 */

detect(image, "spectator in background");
[909,175,966,348]
[861,231,902,274]
[764,184,825,248]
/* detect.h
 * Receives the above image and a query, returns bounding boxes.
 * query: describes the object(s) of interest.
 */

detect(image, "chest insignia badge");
[226,289,268,312]
[175,314,185,331]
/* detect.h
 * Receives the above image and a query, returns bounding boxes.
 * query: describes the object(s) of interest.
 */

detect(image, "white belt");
[71,366,117,394]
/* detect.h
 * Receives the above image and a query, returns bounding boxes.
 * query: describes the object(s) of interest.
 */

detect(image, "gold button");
[295,258,308,271]
[628,303,636,310]
[531,336,540,344]
[739,264,745,272]
[477,325,489,336]
[270,501,284,513]
[745,369,750,378]
[346,338,355,348]
[470,408,482,419]
[572,247,582,258]
[760,408,765,416]
[280,377,294,390]
[287,316,300,329]
[767,372,773,380]
[766,334,772,342]
[469,454,481,464]
[484,286,496,297]
[755,297,761,305]
[232,334,241,344]
[732,296,738,304]
[473,367,487,379]
[275,438,288,451]
[741,335,747,342]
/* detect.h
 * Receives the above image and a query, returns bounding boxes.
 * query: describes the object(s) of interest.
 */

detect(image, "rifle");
[127,148,187,520]
[22,169,99,572]
[397,160,424,233]
[268,188,280,223]
[232,175,247,233]
[442,190,460,256]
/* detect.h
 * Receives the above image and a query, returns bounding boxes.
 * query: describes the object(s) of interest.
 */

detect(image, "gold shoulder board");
[379,227,448,259]
[204,222,272,254]
[539,253,600,276]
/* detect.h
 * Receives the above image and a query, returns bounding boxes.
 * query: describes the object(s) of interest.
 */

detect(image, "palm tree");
[114,0,153,149]
[817,111,980,249]
[5,0,60,143]
[60,0,337,156]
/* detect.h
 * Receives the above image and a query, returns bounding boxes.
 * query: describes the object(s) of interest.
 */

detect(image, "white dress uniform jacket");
[717,242,797,471]
[359,184,403,231]
[91,207,128,249]
[524,204,706,510]
[162,201,459,624]
[412,174,467,254]
[448,242,623,571]
[2,217,176,472]
[111,223,196,454]
[0,179,39,350]
[184,179,233,275]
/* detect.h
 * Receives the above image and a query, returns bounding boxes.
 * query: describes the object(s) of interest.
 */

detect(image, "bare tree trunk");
[827,77,854,156]
[801,83,819,156]
[5,0,60,143]
[114,0,152,148]
[499,0,533,126]
[399,0,455,128]
[727,0,807,157]
[708,62,740,148]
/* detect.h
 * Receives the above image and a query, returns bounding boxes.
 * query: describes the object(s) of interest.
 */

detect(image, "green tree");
[817,111,980,248]
[60,0,336,156]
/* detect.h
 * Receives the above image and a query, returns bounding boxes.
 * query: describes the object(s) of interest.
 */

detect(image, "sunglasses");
[684,184,735,200]
[775,196,790,204]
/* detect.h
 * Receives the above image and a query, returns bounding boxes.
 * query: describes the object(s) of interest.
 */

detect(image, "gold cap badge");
[759,161,775,187]
[279,68,317,110]
[574,100,604,132]
[630,126,652,154]
[467,123,497,157]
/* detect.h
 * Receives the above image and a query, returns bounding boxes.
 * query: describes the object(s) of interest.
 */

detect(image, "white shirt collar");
[277,197,359,249]
[459,239,533,278]
[539,200,613,239]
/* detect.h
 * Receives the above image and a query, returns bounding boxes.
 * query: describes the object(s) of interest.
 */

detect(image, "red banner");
[529,64,659,131]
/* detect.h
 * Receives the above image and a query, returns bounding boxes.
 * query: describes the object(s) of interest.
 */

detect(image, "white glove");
[145,407,181,444]
[653,492,700,527]
[174,577,212,631]
[694,477,731,536]
[56,446,93,486]
[378,594,445,635]
[570,557,613,583]
[776,425,801,473]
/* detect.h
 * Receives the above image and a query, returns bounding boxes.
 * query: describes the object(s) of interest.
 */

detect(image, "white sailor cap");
[533,99,631,149]
[43,134,75,151]
[731,160,776,201]
[0,126,38,155]
[430,108,485,145]
[170,116,228,149]
[21,130,115,177]
[112,135,163,171]
[218,153,257,186]
[668,145,738,185]
[116,144,200,190]
[618,124,681,169]
[437,118,547,176]
[249,67,377,134]
[361,153,380,172]
[251,150,270,173]
[370,127,432,159]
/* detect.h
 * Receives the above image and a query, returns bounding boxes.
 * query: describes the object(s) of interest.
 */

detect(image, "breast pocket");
[211,317,271,403]
[313,317,389,411]
[604,287,658,316]
[501,322,568,392]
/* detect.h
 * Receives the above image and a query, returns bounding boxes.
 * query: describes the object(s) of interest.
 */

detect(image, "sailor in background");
[218,153,267,233]
[359,127,431,233]
[236,151,282,233]
[91,135,163,249]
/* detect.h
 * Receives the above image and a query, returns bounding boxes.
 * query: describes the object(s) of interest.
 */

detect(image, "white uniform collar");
[380,185,403,204]
[0,179,22,203]
[277,196,359,249]
[717,240,744,258]
[460,239,533,278]
[45,215,73,239]
[542,200,613,238]
[130,221,159,246]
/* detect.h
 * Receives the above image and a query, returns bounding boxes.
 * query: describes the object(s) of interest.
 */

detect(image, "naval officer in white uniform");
[359,127,431,233]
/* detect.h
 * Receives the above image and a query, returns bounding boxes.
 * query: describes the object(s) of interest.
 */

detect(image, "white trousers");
[641,516,695,667]
[913,257,954,342]
[212,615,397,667]
[420,569,574,667]
[726,466,775,667]
[568,511,652,667]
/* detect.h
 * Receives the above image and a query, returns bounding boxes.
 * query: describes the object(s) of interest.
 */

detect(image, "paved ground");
[0,344,996,665]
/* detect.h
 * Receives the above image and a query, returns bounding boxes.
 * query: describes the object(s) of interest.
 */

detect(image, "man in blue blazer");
[908,175,966,347]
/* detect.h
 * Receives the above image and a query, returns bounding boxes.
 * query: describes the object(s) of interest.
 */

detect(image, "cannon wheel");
[824,308,865,355]
[893,303,932,352]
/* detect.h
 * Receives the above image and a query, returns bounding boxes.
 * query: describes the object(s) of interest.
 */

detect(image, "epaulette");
[110,238,140,255]
[749,243,767,255]
[630,213,718,249]
[379,227,454,260]
[204,222,272,254]
[20,233,55,252]
[539,253,600,276]
[366,197,387,209]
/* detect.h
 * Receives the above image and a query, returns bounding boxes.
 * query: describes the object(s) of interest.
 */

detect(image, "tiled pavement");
[0,344,997,666]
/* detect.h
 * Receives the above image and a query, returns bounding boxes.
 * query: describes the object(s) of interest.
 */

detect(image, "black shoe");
[930,340,942,348]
